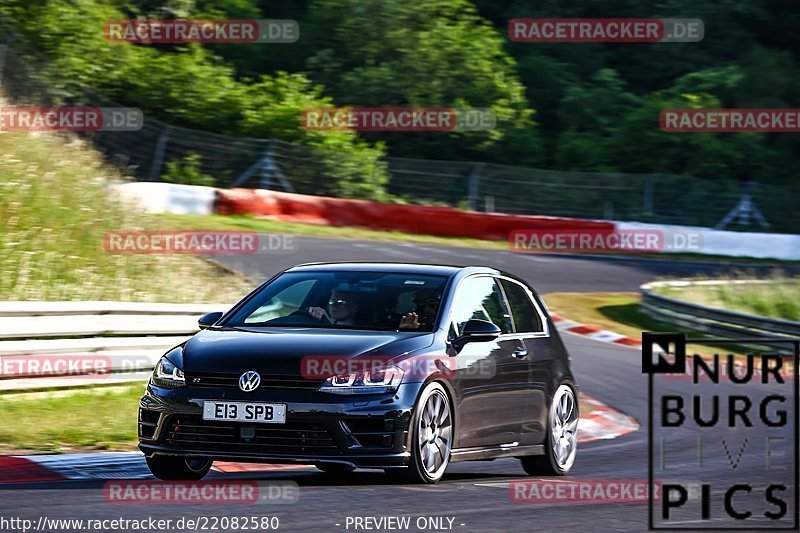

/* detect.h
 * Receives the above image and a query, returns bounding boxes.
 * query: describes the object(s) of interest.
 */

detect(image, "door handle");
[512,346,528,359]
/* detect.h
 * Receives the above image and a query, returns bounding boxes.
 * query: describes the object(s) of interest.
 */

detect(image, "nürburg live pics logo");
[643,332,798,530]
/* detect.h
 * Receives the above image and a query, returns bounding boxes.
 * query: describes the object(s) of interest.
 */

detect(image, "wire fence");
[1,25,798,233]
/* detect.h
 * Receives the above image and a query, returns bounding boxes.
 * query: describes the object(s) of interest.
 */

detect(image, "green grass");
[0,126,251,302]
[654,277,800,322]
[544,292,668,342]
[542,292,764,358]
[0,385,143,453]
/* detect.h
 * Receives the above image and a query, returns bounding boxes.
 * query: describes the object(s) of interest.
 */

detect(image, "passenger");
[399,292,440,330]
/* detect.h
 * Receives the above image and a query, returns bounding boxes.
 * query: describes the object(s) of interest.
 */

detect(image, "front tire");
[146,455,213,481]
[520,384,578,476]
[397,382,453,484]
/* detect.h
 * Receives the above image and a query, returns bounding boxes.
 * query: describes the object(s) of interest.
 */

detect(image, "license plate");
[202,401,286,424]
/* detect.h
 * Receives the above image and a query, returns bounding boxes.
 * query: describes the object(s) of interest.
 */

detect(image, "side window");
[451,277,512,334]
[500,279,544,333]
[244,279,316,323]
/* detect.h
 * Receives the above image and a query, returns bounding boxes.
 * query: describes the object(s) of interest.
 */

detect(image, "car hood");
[180,327,436,376]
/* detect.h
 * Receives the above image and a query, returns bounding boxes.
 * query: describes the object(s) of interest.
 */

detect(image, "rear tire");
[146,455,213,481]
[520,384,578,476]
[315,462,355,474]
[397,382,453,484]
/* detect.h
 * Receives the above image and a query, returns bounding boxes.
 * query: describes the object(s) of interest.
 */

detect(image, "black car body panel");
[179,328,435,376]
[139,263,577,469]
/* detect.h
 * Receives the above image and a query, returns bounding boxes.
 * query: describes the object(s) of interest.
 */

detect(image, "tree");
[304,0,535,160]
[554,69,641,171]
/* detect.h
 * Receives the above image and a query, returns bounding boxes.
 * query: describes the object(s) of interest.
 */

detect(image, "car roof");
[286,262,498,277]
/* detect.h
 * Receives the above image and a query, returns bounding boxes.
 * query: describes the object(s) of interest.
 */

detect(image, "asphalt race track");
[218,235,796,293]
[0,236,795,532]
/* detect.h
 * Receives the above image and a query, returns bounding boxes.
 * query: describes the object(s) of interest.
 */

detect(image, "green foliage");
[555,69,642,171]
[161,152,216,186]
[1,0,799,201]
[0,0,389,198]
[304,0,535,161]
[657,278,800,322]
[235,73,389,199]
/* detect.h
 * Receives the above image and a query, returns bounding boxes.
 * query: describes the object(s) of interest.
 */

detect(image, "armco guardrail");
[640,280,800,340]
[0,302,231,382]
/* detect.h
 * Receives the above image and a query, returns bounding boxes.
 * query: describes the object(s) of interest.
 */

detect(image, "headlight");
[319,365,404,395]
[152,356,185,387]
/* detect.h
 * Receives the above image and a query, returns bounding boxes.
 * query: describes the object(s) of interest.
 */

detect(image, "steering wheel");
[289,307,333,324]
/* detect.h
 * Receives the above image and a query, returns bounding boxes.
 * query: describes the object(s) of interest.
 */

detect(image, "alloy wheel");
[417,388,452,477]
[550,385,578,471]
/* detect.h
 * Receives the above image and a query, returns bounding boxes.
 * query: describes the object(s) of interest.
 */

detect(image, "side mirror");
[452,319,502,350]
[198,311,224,329]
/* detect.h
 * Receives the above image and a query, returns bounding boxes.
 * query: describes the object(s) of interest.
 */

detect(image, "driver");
[308,287,359,326]
[399,291,440,330]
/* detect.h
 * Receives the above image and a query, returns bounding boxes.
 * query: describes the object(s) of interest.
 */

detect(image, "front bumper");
[138,381,423,469]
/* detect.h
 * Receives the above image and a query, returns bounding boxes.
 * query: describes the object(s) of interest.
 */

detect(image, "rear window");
[500,279,544,333]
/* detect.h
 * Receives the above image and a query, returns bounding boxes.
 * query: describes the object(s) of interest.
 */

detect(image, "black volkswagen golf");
[139,263,578,483]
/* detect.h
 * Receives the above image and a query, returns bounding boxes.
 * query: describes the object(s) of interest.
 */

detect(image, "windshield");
[224,271,448,332]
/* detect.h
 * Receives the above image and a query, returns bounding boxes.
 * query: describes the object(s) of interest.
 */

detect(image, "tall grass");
[0,385,141,452]
[656,275,800,322]
[0,125,251,302]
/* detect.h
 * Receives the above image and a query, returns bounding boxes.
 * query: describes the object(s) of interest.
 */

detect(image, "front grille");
[186,372,322,391]
[139,409,160,440]
[342,418,395,448]
[162,415,340,455]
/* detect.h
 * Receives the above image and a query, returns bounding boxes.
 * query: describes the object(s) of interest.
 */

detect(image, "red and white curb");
[548,314,641,440]
[0,395,637,484]
[579,395,638,442]
[551,314,642,347]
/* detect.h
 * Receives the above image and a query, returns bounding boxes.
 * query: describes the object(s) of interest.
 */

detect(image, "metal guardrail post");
[0,45,6,86]
[148,126,173,181]
[715,181,771,230]
[0,37,13,86]
[230,139,295,192]
[0,33,18,86]
[467,163,484,211]
[643,175,656,216]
